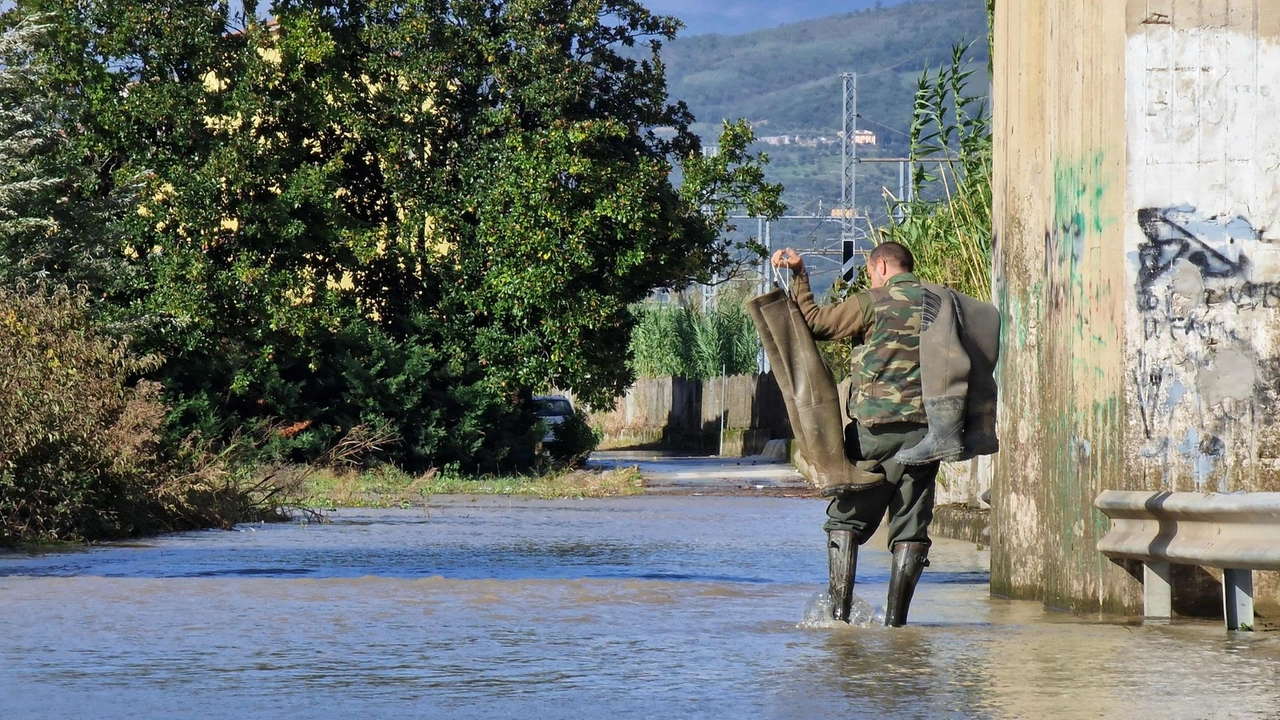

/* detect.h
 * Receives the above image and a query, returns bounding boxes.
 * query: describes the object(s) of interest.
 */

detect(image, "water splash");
[799,592,882,628]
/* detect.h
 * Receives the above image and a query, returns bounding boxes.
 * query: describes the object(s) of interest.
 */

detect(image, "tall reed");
[873,40,992,301]
[629,285,760,380]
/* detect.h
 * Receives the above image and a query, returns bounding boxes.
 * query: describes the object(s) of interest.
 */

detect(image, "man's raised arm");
[772,247,873,342]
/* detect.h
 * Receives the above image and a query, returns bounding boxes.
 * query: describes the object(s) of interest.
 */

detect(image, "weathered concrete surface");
[994,0,1280,614]
[993,0,1132,613]
[591,375,789,455]
[589,376,700,447]
[589,450,812,497]
[1124,4,1280,496]
[932,504,991,546]
[937,455,992,508]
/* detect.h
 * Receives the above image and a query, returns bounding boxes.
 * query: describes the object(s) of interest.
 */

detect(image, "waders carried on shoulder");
[894,284,1002,466]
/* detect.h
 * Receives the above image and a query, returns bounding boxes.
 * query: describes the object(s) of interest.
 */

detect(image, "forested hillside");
[644,0,910,36]
[663,0,989,210]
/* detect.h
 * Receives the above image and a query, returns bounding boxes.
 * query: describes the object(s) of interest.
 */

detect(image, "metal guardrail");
[1095,490,1280,631]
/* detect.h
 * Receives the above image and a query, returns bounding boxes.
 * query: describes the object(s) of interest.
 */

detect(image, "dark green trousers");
[823,421,940,549]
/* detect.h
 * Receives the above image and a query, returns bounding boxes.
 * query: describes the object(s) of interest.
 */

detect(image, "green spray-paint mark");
[1054,153,1112,240]
[1048,153,1118,355]
[998,282,1043,349]
[1051,152,1115,275]
[1041,391,1127,597]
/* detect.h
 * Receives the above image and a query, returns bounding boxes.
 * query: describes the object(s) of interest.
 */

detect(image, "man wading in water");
[772,242,938,627]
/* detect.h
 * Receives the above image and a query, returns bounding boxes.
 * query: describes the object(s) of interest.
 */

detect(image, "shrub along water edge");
[0,286,290,544]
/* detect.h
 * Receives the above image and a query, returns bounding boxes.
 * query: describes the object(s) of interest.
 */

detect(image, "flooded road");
[3,495,1279,719]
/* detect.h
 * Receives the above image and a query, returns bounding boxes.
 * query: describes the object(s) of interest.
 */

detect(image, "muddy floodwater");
[3,495,1279,719]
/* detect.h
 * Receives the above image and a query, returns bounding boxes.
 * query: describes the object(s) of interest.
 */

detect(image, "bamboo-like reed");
[873,40,992,301]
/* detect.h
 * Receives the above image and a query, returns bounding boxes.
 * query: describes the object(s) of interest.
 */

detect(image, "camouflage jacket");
[793,271,926,426]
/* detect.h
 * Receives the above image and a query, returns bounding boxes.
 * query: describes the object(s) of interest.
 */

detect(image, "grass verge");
[283,464,645,509]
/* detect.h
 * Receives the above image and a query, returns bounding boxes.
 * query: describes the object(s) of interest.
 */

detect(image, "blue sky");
[645,0,909,36]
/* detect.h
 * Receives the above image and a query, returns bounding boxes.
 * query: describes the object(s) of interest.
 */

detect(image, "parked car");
[533,395,575,443]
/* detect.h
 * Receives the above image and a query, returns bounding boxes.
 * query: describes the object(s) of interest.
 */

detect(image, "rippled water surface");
[2,495,1279,719]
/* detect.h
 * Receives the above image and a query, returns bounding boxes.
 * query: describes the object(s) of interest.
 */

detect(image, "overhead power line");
[857,114,910,138]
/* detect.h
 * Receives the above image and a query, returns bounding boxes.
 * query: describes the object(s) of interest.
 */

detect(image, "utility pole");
[700,143,720,312]
[840,72,860,285]
[757,216,767,297]
[897,158,906,224]
[758,216,771,374]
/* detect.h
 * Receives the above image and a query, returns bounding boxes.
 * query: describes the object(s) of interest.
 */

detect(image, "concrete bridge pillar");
[991,0,1280,615]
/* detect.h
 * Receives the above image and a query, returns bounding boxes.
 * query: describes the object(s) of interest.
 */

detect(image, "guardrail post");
[1223,568,1254,631]
[1143,561,1173,619]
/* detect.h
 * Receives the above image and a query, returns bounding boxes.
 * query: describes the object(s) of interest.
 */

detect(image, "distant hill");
[661,0,989,211]
[645,0,914,37]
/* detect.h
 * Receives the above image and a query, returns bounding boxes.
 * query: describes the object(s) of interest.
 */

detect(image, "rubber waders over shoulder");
[895,285,968,465]
[747,290,883,494]
[746,290,805,457]
[954,292,1001,458]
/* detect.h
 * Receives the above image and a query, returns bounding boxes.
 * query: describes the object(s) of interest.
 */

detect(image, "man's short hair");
[869,241,915,272]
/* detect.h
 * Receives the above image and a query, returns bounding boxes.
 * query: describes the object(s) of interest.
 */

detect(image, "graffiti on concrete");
[1136,206,1253,310]
[1132,205,1266,489]
[1137,207,1250,282]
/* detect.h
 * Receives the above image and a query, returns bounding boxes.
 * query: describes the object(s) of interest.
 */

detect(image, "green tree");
[0,17,61,266]
[0,12,145,292]
[12,0,783,470]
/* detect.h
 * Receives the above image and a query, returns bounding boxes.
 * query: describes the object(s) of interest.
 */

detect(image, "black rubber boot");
[894,396,966,465]
[885,541,929,627]
[827,529,858,622]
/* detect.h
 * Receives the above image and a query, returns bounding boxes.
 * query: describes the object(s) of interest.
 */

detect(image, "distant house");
[758,134,862,148]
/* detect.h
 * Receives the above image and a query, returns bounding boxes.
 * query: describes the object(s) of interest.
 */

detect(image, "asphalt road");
[589,450,813,497]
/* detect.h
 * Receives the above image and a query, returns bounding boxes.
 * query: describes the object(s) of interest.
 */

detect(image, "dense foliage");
[4,0,782,476]
[0,17,64,262]
[877,40,991,300]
